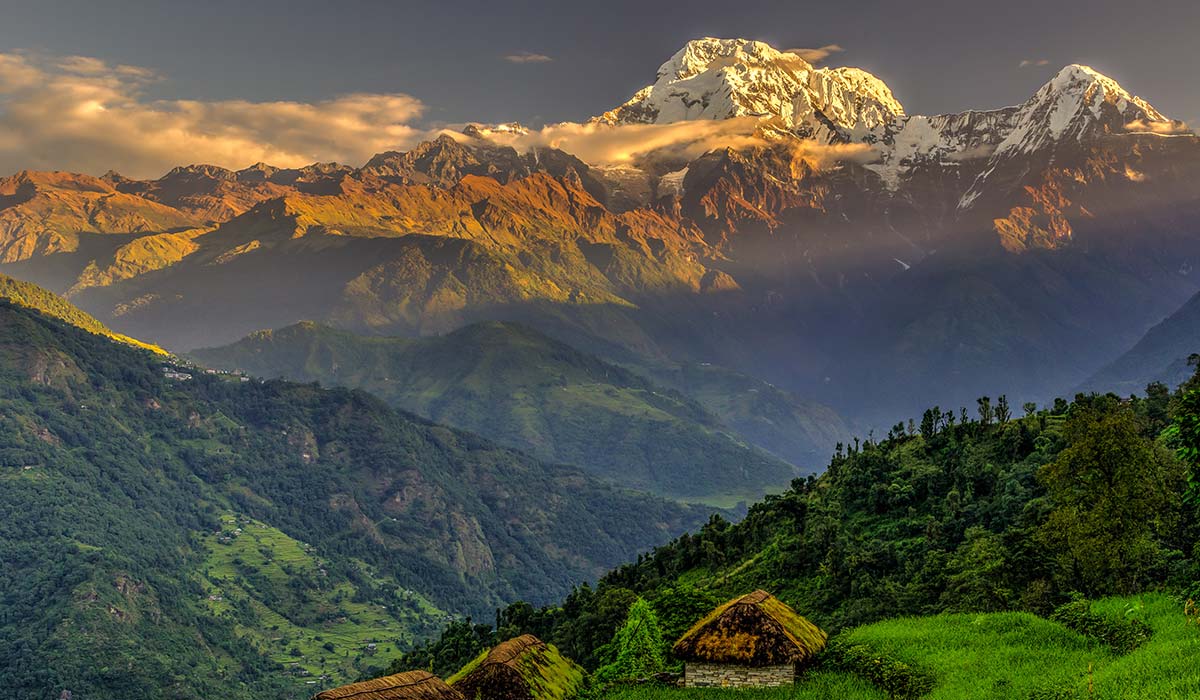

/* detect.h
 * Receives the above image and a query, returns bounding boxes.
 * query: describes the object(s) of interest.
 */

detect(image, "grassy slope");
[1087,595,1199,699]
[191,321,799,501]
[599,595,1197,700]
[843,594,1196,700]
[0,273,165,353]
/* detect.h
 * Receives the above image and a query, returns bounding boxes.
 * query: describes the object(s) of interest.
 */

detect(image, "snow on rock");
[993,64,1166,157]
[951,65,1177,206]
[867,109,1017,188]
[868,64,1176,193]
[593,37,905,140]
[592,40,1182,202]
[658,167,689,197]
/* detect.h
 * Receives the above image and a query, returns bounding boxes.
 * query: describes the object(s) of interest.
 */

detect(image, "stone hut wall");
[683,662,795,688]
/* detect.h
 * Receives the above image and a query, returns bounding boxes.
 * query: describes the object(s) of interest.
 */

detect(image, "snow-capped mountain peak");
[993,64,1167,156]
[589,40,1188,215]
[659,37,788,82]
[863,62,1182,195]
[593,37,905,140]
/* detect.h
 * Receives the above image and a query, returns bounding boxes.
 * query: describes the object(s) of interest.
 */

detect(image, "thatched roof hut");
[312,670,465,700]
[673,590,827,687]
[449,634,586,700]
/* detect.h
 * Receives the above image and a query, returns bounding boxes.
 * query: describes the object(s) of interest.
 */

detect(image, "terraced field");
[199,514,447,687]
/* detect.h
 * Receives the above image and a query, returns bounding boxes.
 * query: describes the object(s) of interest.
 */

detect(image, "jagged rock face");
[113,164,295,221]
[360,134,613,206]
[0,171,200,264]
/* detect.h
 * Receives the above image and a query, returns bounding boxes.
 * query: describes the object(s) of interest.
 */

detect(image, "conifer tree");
[594,597,666,682]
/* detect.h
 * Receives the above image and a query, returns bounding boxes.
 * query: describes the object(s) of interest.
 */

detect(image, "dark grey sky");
[3,0,1198,125]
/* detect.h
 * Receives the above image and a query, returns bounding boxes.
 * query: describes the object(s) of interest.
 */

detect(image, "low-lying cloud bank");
[0,52,434,178]
[474,117,872,168]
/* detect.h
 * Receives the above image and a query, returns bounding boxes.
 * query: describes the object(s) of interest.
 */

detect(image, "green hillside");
[0,272,164,353]
[0,300,707,699]
[197,513,444,683]
[191,321,804,502]
[644,360,850,471]
[389,380,1200,695]
[601,594,1196,700]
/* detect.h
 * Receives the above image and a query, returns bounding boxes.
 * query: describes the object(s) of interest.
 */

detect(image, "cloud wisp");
[1125,118,1193,136]
[785,44,845,64]
[1019,58,1050,68]
[504,51,554,64]
[0,51,435,178]
[473,117,872,168]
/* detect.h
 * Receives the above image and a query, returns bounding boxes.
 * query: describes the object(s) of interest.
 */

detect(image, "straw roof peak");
[672,590,827,666]
[449,635,586,700]
[312,670,464,700]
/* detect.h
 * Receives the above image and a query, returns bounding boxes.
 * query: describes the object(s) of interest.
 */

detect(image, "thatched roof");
[449,634,586,700]
[312,670,465,700]
[672,590,827,666]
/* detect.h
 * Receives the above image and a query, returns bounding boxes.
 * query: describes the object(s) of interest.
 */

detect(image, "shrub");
[1050,599,1152,654]
[820,637,936,700]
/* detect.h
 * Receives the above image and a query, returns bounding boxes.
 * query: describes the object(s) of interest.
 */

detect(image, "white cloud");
[1019,59,1050,68]
[1125,118,1192,135]
[504,51,553,64]
[0,52,435,178]
[473,117,871,168]
[0,51,881,180]
[785,44,844,64]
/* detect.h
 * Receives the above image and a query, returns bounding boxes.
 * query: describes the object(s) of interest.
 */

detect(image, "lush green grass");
[842,610,1108,699]
[199,513,445,686]
[839,594,1197,700]
[598,595,1198,700]
[602,673,885,700]
[1087,595,1200,699]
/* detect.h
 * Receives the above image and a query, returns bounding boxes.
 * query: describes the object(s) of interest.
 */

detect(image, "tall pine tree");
[594,598,666,682]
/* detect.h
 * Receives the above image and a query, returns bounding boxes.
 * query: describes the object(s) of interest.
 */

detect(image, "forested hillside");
[393,383,1199,681]
[0,301,707,699]
[192,321,834,501]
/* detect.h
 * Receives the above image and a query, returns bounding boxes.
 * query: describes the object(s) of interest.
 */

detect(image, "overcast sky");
[0,0,1196,175]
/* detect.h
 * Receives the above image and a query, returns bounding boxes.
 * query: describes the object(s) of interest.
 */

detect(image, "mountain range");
[1,36,1197,427]
[2,35,1199,699]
